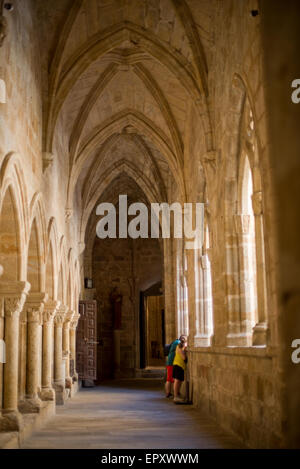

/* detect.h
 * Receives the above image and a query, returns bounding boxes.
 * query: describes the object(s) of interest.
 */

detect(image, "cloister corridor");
[21,379,243,449]
[0,0,299,451]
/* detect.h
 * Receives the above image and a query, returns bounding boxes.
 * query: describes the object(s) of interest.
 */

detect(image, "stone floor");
[21,380,244,449]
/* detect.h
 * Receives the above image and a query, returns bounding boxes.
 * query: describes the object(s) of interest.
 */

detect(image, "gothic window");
[194,218,214,347]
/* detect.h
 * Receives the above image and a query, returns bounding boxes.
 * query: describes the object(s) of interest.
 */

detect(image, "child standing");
[172,335,187,403]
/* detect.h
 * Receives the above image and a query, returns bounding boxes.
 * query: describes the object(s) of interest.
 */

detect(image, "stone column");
[192,248,200,347]
[225,219,241,346]
[19,292,48,414]
[0,281,30,432]
[53,305,67,405]
[202,253,214,343]
[70,313,80,382]
[63,310,74,389]
[41,300,60,401]
[185,249,196,349]
[251,191,268,345]
[194,254,213,347]
[163,238,176,343]
[18,309,27,403]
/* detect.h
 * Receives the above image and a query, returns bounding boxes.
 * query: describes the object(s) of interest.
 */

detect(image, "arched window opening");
[241,155,258,329]
[176,242,189,337]
[27,219,41,292]
[227,95,268,347]
[194,220,214,347]
[0,187,19,282]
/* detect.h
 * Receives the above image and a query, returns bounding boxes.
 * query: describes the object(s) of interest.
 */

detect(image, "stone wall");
[0,0,42,183]
[189,349,281,448]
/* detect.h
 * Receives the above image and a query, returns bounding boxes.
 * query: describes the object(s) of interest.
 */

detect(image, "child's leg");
[174,379,181,398]
[165,380,171,396]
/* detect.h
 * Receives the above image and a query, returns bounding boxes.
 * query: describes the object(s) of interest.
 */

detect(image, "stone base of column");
[0,410,23,432]
[252,322,268,346]
[18,397,42,414]
[53,382,66,405]
[226,333,253,347]
[65,377,73,389]
[40,387,56,402]
[194,334,213,347]
[70,379,79,398]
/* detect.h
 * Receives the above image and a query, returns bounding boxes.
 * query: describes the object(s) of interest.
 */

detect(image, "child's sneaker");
[174,396,185,404]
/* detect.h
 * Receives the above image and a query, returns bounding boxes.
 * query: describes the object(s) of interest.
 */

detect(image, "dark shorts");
[173,365,184,382]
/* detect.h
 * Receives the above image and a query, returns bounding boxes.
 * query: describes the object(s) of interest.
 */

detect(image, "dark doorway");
[139,281,164,369]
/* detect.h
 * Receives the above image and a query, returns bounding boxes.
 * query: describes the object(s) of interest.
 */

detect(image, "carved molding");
[65,208,73,222]
[27,308,43,324]
[252,190,263,216]
[203,150,217,174]
[42,152,54,171]
[0,12,7,48]
[200,254,209,270]
[234,214,250,235]
[70,313,80,330]
[63,309,74,328]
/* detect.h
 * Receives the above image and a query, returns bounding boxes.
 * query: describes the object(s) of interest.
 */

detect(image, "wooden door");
[76,300,97,381]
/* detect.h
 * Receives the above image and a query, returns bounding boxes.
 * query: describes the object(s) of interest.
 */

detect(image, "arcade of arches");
[0,0,299,449]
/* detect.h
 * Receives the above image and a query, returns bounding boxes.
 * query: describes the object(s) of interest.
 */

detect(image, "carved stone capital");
[70,313,80,330]
[63,309,74,328]
[25,292,48,324]
[4,297,24,318]
[234,214,250,235]
[27,308,43,324]
[0,281,31,318]
[55,305,68,326]
[252,190,263,216]
[43,299,60,324]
